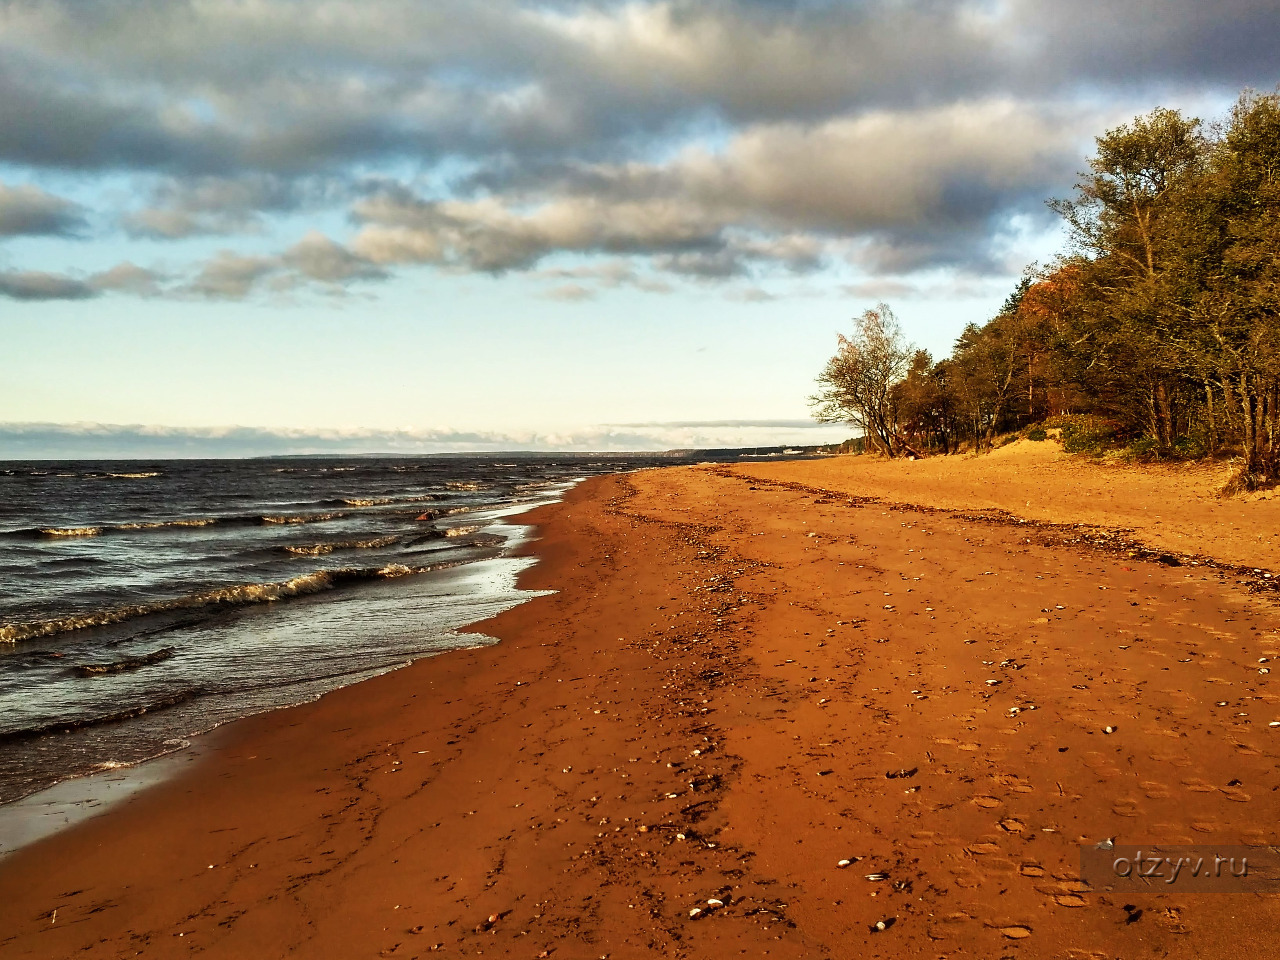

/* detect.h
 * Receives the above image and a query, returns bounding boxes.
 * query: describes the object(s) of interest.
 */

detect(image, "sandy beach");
[4,445,1280,959]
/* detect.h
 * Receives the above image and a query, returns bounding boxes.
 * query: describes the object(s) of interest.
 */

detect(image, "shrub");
[1027,427,1048,442]
[1045,414,1125,455]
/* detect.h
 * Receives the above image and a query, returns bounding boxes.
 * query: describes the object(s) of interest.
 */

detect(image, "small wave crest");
[283,536,399,556]
[39,527,103,538]
[444,525,482,538]
[116,518,218,531]
[18,517,222,540]
[0,562,452,644]
[261,512,344,525]
[74,646,176,676]
[340,494,437,507]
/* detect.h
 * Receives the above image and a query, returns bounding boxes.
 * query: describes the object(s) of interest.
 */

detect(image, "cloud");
[0,181,84,236]
[1,0,1271,181]
[282,231,386,284]
[0,418,853,458]
[180,233,382,299]
[122,175,330,238]
[0,269,97,300]
[350,100,1083,277]
[543,282,595,301]
[1,0,1277,297]
[89,261,166,296]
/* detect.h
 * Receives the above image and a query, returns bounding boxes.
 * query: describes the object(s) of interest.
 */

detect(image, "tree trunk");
[1155,380,1175,448]
[1205,381,1217,455]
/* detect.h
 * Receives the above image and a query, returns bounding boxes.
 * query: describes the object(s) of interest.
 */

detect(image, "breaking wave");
[339,494,437,507]
[11,497,451,542]
[0,562,456,645]
[16,517,230,539]
[283,536,399,556]
[260,512,344,525]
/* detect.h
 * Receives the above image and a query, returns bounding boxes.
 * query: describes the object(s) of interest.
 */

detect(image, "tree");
[895,350,960,454]
[1050,107,1208,447]
[811,303,915,456]
[1193,91,1280,482]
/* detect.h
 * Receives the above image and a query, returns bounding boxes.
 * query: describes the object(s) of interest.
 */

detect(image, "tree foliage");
[814,89,1280,485]
[810,303,915,457]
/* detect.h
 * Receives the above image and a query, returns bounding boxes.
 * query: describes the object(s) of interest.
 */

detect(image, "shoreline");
[0,498,558,818]
[3,456,1279,958]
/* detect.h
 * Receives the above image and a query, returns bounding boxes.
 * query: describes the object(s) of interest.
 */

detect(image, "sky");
[2,0,1276,457]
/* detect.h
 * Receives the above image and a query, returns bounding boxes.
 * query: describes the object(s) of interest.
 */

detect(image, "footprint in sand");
[1191,820,1220,834]
[1019,863,1046,878]
[1181,777,1217,793]
[965,840,1003,856]
[991,774,1033,793]
[1111,799,1142,817]
[1053,893,1089,908]
[993,924,1033,939]
[950,866,985,888]
[972,795,1002,808]
[1220,784,1252,802]
[998,818,1026,833]
[1140,780,1171,799]
[904,831,939,849]
[926,912,972,940]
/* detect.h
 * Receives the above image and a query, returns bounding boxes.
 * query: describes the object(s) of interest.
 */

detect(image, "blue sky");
[1,0,1274,456]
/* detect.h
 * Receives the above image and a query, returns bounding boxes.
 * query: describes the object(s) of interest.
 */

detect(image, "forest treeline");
[812,89,1280,488]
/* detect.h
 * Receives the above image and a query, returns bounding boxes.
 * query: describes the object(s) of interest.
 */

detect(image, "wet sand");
[3,452,1279,958]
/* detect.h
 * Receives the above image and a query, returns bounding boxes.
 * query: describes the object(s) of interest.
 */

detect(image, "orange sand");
[2,450,1278,958]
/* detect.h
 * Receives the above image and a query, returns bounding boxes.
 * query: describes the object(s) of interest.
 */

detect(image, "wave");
[74,646,176,676]
[108,472,161,479]
[283,536,399,556]
[260,512,344,525]
[0,690,202,743]
[10,495,443,541]
[116,518,218,531]
[0,562,457,645]
[445,525,482,538]
[339,494,437,507]
[16,517,226,539]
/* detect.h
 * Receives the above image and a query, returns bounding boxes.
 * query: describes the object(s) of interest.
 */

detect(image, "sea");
[0,454,704,813]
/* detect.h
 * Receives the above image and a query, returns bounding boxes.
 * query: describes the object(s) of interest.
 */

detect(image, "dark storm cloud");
[0,0,1276,292]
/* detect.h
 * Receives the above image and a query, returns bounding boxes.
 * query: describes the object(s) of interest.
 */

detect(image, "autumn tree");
[811,303,915,456]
